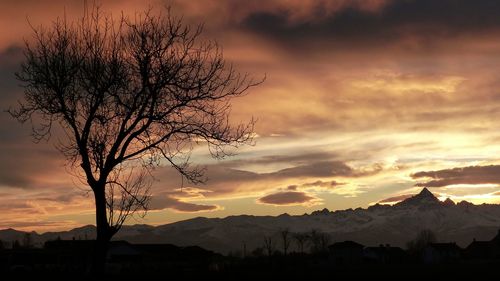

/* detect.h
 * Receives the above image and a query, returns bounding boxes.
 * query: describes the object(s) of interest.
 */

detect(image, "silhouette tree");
[309,230,330,254]
[279,228,291,256]
[406,229,437,257]
[263,236,275,257]
[9,6,260,273]
[12,240,21,249]
[22,233,33,248]
[251,247,265,257]
[293,232,309,254]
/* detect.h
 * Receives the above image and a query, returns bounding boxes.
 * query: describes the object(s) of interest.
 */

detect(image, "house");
[107,241,141,262]
[464,240,491,260]
[422,242,461,264]
[328,241,364,264]
[43,239,94,269]
[363,244,407,264]
[489,229,500,257]
[464,229,500,259]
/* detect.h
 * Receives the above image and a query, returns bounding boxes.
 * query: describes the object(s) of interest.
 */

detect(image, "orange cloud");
[257,191,322,206]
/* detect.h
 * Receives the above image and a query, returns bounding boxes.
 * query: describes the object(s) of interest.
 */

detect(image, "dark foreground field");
[2,244,499,280]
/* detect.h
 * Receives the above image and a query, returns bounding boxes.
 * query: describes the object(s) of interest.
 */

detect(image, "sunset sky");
[3,0,500,232]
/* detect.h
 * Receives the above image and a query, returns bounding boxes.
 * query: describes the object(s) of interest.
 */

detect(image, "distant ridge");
[2,188,500,254]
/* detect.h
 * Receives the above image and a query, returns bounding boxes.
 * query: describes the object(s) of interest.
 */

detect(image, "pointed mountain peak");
[442,197,455,206]
[397,188,440,207]
[418,187,435,198]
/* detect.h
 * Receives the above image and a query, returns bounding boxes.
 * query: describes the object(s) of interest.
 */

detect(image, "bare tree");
[9,6,261,272]
[250,247,265,257]
[318,232,331,253]
[406,229,437,256]
[12,240,21,250]
[263,236,275,257]
[22,233,33,248]
[309,229,330,254]
[280,229,291,256]
[293,232,309,254]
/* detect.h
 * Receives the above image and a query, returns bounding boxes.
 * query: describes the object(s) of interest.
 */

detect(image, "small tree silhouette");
[280,228,291,256]
[406,229,437,257]
[293,232,309,254]
[9,5,261,273]
[22,233,32,248]
[263,236,275,257]
[12,240,21,249]
[309,229,330,254]
[251,247,265,257]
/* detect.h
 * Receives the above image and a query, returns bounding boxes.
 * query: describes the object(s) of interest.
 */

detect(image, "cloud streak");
[149,188,221,213]
[412,165,500,187]
[378,194,414,204]
[257,191,322,206]
[149,195,221,213]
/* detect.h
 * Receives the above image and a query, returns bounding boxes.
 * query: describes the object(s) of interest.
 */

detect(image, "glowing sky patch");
[2,0,500,231]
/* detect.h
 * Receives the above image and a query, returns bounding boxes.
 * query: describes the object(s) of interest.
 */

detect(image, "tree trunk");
[91,185,111,275]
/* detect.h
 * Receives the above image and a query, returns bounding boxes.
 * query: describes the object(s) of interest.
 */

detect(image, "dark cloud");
[0,46,28,141]
[247,160,380,180]
[412,165,500,187]
[0,166,34,188]
[0,145,64,189]
[149,195,219,213]
[281,180,345,193]
[226,152,339,167]
[257,191,319,206]
[239,0,500,52]
[0,45,67,190]
[0,45,22,84]
[379,194,414,203]
[301,180,345,188]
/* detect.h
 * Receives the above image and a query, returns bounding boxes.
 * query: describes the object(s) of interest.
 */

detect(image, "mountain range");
[2,188,500,254]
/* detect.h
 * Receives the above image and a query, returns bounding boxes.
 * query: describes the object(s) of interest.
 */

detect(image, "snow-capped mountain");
[2,188,500,254]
